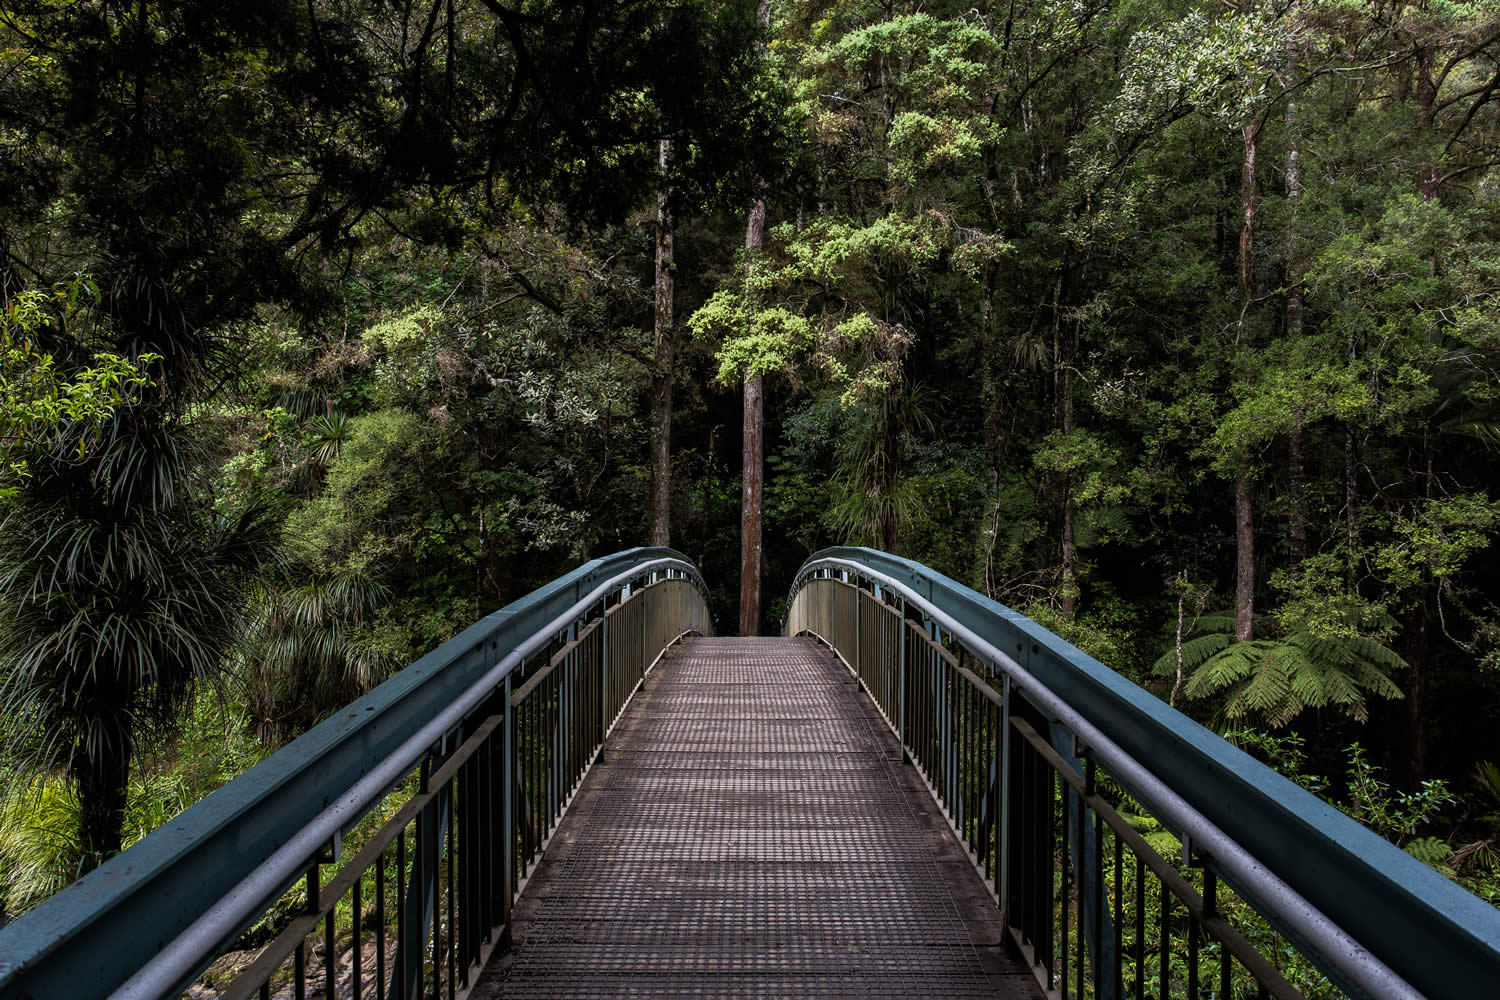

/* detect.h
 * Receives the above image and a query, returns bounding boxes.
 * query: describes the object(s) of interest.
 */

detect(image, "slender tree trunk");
[1345,423,1360,569]
[739,194,766,636]
[1418,46,1441,200]
[1172,571,1188,707]
[75,739,130,872]
[648,139,674,547]
[1233,76,1260,639]
[1060,332,1077,619]
[1402,431,1437,787]
[1284,39,1304,338]
[980,264,1002,494]
[1288,417,1307,570]
[736,0,770,637]
[1235,466,1255,642]
[881,385,901,554]
[1236,119,1260,340]
[1403,593,1430,788]
[1285,41,1307,574]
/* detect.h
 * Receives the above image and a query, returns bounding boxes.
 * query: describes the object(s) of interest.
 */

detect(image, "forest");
[2,0,1500,923]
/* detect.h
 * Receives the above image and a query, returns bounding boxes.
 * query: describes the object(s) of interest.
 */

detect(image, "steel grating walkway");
[471,636,1043,999]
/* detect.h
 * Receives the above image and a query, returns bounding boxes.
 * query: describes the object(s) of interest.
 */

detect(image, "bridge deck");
[473,636,1042,999]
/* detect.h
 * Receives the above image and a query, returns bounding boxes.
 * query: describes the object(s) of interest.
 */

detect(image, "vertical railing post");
[1050,722,1118,1000]
[997,674,1012,920]
[854,580,862,686]
[501,675,515,946]
[395,751,446,1000]
[600,594,610,739]
[898,598,908,759]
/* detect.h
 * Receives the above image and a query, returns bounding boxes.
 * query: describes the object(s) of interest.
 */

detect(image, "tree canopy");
[4,0,1500,921]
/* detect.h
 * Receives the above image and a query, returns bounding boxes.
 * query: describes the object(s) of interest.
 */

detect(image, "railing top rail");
[0,547,706,1000]
[791,546,1500,999]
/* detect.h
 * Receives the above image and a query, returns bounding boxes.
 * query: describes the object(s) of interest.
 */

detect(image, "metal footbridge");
[1,548,1498,999]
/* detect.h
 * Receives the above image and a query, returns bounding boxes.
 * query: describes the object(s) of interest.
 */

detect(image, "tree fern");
[1157,617,1407,728]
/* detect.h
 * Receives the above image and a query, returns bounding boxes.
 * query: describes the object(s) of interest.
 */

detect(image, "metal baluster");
[502,673,515,943]
[1091,764,1103,998]
[325,868,336,1000]
[377,852,387,1000]
[1061,767,1070,999]
[395,830,405,999]
[1040,741,1054,977]
[1135,855,1145,1000]
[353,873,363,1000]
[296,865,313,1000]
[1115,825,1125,1000]
[1076,766,1085,1000]
[448,773,457,1000]
[1159,871,1170,1000]
[1188,864,1199,999]
[1205,867,1229,1000]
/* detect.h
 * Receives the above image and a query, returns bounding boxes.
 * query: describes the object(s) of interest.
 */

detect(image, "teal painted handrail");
[0,547,705,999]
[789,547,1500,1000]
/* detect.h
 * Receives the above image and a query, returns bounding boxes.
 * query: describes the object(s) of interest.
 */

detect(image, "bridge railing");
[0,547,711,1000]
[786,547,1500,1000]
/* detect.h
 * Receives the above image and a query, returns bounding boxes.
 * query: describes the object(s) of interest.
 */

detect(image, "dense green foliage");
[4,0,1500,919]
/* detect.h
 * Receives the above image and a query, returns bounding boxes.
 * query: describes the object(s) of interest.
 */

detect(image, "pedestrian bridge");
[1,548,1497,999]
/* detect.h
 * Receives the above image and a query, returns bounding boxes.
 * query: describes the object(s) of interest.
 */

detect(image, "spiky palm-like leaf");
[1151,633,1232,676]
[233,571,395,742]
[306,412,352,465]
[826,381,939,551]
[0,455,278,866]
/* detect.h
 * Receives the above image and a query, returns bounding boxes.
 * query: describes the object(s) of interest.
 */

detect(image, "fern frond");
[1345,636,1408,671]
[1241,649,1292,713]
[1179,633,1234,672]
[1181,642,1259,699]
[1262,692,1303,729]
[1405,836,1452,865]
[1321,666,1364,708]
[1288,631,1354,666]
[1346,658,1405,701]
[1286,651,1329,709]
[1152,632,1233,676]
[1188,613,1240,635]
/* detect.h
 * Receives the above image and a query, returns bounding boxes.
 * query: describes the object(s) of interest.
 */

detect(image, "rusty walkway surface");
[471,636,1043,999]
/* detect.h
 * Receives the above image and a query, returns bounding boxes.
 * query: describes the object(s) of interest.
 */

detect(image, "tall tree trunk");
[737,0,769,637]
[648,139,674,547]
[1403,593,1430,788]
[739,195,766,636]
[881,385,901,554]
[75,738,130,872]
[1288,416,1307,570]
[1417,46,1441,200]
[1060,327,1077,620]
[1345,422,1360,573]
[1234,79,1259,640]
[1236,119,1260,340]
[1285,40,1307,574]
[1402,431,1437,787]
[980,264,1003,494]
[1235,467,1255,642]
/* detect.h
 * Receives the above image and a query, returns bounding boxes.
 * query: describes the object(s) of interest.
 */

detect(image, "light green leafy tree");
[0,280,157,500]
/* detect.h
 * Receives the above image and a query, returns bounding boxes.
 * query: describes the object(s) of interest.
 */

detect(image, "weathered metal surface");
[474,637,1040,999]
